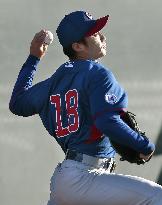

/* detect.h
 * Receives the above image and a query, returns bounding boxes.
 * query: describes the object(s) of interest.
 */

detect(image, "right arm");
[9,30,50,116]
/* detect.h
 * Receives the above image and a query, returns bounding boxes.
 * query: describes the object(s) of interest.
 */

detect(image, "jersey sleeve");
[88,65,155,155]
[9,55,50,117]
[88,66,127,117]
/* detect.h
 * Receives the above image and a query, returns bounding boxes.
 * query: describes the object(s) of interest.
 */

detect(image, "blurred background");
[1,0,162,204]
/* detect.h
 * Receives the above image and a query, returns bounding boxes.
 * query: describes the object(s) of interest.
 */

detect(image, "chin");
[102,50,107,56]
[95,54,105,60]
[98,50,106,58]
[102,47,107,56]
[93,48,107,60]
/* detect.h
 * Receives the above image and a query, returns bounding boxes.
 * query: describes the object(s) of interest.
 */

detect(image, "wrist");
[28,54,40,61]
[25,55,40,67]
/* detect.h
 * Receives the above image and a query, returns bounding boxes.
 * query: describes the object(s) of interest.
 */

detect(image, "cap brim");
[85,15,109,37]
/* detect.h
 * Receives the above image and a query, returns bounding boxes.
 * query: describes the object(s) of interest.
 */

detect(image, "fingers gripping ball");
[30,30,53,59]
[44,31,54,45]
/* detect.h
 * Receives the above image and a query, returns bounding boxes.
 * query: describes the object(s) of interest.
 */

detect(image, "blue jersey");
[9,55,155,158]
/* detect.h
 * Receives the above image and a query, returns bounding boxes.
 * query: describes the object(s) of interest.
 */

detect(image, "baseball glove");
[110,111,151,165]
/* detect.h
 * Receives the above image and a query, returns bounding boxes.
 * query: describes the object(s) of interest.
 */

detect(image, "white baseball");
[44,30,53,45]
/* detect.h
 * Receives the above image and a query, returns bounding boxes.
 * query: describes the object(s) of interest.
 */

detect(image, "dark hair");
[63,38,87,60]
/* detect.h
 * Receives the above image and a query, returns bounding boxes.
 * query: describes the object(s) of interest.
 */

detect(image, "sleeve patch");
[105,93,118,104]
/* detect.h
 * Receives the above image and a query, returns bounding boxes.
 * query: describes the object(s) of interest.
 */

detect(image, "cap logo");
[85,12,93,20]
[105,93,117,104]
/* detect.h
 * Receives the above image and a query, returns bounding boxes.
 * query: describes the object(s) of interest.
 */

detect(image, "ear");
[72,42,85,52]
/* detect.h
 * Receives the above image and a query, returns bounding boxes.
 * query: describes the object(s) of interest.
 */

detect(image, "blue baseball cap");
[56,11,109,48]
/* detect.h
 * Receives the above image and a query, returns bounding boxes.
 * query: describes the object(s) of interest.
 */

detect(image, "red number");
[50,89,79,138]
[50,94,69,137]
[66,90,79,133]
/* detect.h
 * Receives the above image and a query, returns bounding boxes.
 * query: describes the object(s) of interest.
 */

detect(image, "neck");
[73,53,97,61]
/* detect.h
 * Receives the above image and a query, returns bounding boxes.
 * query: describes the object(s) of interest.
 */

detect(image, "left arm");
[88,66,155,156]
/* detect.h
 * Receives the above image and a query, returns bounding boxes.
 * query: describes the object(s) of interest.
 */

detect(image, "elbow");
[9,98,35,117]
[9,99,22,116]
[94,114,120,134]
[9,99,17,115]
[9,98,14,113]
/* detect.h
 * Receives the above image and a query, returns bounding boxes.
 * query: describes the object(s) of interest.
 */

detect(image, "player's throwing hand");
[30,30,49,59]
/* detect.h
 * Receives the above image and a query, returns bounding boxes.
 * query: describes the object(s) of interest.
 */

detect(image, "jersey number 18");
[50,89,79,138]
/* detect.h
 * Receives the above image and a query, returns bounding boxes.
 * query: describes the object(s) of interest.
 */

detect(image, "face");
[84,31,107,60]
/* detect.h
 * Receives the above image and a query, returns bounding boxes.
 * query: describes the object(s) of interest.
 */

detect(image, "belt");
[65,150,116,173]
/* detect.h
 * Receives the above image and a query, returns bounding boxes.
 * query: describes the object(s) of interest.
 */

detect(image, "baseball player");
[9,11,162,205]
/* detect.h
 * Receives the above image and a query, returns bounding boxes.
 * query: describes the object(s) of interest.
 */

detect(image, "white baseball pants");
[47,159,162,205]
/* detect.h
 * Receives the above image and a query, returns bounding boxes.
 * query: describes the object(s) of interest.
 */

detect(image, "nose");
[99,32,106,42]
